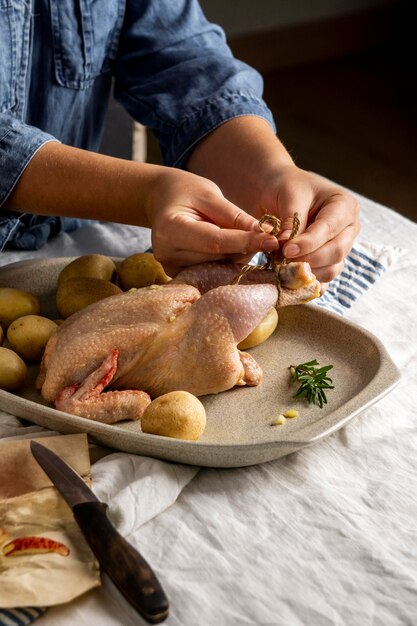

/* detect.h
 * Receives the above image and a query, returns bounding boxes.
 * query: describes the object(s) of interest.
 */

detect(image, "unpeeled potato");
[56,276,122,318]
[58,254,117,286]
[7,315,58,361]
[0,287,41,331]
[141,391,206,440]
[238,307,278,350]
[0,347,28,391]
[118,253,170,290]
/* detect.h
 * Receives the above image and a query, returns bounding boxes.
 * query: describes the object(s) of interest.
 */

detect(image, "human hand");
[260,165,361,289]
[145,168,278,276]
[185,117,360,289]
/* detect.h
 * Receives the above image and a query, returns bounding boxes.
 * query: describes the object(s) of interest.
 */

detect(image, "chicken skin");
[37,262,320,423]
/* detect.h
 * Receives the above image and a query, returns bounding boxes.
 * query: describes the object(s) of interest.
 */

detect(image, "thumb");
[200,192,259,232]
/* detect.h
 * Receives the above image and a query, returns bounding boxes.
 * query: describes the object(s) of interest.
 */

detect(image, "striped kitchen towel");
[313,240,403,315]
[0,608,47,626]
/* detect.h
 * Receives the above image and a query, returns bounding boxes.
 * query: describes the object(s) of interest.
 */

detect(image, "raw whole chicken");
[37,261,320,423]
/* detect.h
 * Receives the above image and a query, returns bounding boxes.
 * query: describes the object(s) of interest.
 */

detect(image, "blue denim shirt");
[0,0,275,251]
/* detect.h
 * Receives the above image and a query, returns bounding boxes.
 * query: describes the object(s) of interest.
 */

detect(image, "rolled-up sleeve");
[0,111,58,207]
[114,0,276,168]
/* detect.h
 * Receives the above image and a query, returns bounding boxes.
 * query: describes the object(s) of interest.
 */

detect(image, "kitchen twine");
[231,212,300,286]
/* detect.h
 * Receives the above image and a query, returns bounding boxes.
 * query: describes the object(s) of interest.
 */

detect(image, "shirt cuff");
[0,112,59,207]
[166,91,276,169]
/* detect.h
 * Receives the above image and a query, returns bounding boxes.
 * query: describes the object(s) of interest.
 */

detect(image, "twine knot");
[231,212,300,286]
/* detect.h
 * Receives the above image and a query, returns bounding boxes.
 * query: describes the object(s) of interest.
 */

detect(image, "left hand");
[145,167,278,276]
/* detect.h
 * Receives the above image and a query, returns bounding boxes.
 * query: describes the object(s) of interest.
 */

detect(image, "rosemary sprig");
[290,359,334,408]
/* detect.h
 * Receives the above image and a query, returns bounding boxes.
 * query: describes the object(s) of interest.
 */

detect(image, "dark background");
[100,0,416,222]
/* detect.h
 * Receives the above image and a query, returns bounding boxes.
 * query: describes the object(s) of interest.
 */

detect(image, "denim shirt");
[0,0,275,251]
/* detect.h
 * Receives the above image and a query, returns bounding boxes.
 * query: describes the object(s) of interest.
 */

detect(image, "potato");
[0,347,28,391]
[56,276,122,318]
[58,254,117,286]
[118,253,170,290]
[0,287,41,331]
[141,391,206,440]
[7,315,58,361]
[0,326,3,346]
[237,307,278,350]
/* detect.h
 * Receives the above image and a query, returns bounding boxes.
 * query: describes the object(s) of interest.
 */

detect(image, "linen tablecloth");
[1,190,416,626]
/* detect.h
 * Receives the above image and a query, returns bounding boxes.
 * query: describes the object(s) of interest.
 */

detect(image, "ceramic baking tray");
[0,258,400,467]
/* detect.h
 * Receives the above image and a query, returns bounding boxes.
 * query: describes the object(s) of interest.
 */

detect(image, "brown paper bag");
[0,434,101,608]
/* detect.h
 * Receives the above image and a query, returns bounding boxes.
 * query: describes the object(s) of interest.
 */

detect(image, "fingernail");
[284,243,300,257]
[261,237,279,252]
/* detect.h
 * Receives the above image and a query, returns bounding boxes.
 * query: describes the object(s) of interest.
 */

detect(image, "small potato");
[141,391,206,440]
[238,307,278,350]
[118,253,170,290]
[7,315,58,361]
[0,287,41,331]
[56,277,122,318]
[0,347,28,391]
[58,254,117,286]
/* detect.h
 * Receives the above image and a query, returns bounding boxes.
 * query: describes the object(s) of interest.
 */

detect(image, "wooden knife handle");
[73,501,169,624]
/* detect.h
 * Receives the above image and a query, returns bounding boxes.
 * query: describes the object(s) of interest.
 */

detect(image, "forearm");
[186,116,294,218]
[4,141,162,229]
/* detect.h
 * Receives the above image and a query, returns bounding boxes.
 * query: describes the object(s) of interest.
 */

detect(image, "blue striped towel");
[0,608,47,626]
[0,241,401,626]
[313,241,402,315]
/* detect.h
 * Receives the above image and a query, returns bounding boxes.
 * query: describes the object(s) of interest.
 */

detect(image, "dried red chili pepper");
[2,536,70,557]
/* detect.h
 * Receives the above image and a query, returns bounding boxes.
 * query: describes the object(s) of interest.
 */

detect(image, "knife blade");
[30,440,169,624]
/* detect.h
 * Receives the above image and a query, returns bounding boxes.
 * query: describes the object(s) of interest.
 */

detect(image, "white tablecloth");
[1,192,416,626]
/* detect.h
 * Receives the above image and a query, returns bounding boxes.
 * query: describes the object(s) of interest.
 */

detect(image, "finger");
[310,260,345,284]
[153,221,278,275]
[285,225,358,268]
[282,193,360,258]
[175,218,278,257]
[198,193,260,233]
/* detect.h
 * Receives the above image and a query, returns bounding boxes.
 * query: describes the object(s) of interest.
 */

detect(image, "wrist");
[139,163,167,229]
[187,116,294,216]
[257,162,303,218]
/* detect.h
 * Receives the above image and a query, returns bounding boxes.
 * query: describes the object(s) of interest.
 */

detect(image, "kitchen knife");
[30,440,169,624]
